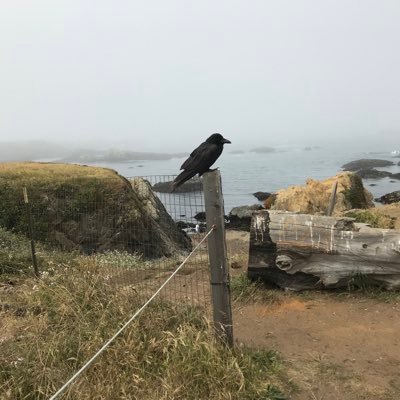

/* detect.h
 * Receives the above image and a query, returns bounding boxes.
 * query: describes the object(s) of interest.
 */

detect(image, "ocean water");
[82,146,400,213]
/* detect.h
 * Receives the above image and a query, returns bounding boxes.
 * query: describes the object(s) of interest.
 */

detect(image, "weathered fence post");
[203,170,233,347]
[23,187,39,277]
[326,180,338,216]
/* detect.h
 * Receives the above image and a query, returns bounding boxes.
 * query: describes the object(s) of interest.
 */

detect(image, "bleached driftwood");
[248,210,400,290]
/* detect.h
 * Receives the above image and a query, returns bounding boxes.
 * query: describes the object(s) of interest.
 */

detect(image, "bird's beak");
[222,138,231,144]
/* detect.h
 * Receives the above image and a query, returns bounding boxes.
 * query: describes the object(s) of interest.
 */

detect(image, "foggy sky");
[1,1,400,152]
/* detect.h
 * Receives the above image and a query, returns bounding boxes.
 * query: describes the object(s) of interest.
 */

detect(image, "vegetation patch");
[0,162,190,257]
[344,210,395,228]
[231,274,285,305]
[0,233,289,400]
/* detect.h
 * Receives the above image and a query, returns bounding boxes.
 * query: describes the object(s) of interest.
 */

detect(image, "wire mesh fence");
[0,174,212,312]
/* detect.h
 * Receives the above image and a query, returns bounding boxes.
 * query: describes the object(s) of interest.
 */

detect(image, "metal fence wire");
[1,175,212,312]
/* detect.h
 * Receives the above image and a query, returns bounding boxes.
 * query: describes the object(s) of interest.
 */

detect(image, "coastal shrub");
[344,210,395,229]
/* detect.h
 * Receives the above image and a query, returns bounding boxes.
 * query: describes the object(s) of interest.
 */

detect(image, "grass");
[0,161,191,258]
[231,274,285,305]
[0,229,289,400]
[344,210,395,229]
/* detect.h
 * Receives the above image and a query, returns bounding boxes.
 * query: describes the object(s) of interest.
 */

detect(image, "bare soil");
[226,230,400,399]
[234,295,400,399]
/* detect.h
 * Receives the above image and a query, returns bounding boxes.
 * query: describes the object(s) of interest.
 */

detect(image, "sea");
[79,144,400,213]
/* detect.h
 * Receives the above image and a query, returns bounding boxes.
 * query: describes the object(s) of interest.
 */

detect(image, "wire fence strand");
[48,227,215,400]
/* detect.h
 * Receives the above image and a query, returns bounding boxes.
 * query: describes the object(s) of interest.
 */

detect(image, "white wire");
[48,227,214,400]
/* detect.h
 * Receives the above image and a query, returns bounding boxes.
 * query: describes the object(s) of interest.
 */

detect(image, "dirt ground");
[226,230,400,400]
[234,295,400,400]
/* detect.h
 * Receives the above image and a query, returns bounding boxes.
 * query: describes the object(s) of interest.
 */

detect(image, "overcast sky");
[1,1,400,152]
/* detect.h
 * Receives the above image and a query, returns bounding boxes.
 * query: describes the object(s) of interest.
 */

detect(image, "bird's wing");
[180,142,222,173]
[180,141,207,170]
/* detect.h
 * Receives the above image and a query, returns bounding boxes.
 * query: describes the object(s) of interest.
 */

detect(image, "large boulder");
[252,191,272,201]
[228,204,263,231]
[356,169,393,179]
[152,177,202,193]
[269,172,374,215]
[376,191,400,205]
[342,159,394,171]
[0,162,191,257]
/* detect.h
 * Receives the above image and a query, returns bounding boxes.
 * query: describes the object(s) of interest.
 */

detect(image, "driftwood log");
[248,210,400,290]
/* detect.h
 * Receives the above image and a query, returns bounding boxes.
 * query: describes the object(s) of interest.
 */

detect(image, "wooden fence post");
[203,170,233,347]
[326,180,338,216]
[23,187,39,277]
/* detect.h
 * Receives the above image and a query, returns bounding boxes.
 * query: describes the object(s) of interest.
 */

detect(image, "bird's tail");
[172,170,196,192]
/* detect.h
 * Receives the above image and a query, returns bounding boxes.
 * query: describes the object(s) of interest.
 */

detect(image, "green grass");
[0,231,290,400]
[231,274,284,305]
[344,210,395,228]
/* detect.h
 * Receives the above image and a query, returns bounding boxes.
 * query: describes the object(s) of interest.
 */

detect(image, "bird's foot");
[206,168,218,172]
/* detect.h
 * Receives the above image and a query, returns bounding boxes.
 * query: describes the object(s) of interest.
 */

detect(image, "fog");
[1,0,400,154]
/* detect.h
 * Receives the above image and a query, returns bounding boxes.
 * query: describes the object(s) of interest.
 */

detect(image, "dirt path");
[234,294,400,399]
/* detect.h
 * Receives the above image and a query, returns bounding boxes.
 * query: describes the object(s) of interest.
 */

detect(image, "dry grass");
[0,229,289,400]
[0,162,120,181]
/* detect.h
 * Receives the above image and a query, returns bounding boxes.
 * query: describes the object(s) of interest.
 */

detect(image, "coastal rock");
[0,162,191,258]
[193,211,206,222]
[152,178,202,193]
[250,146,276,154]
[342,159,394,171]
[176,221,196,229]
[253,191,272,201]
[269,172,373,215]
[228,204,263,231]
[356,169,393,179]
[376,191,400,205]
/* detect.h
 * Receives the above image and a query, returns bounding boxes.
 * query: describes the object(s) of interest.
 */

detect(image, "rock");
[369,183,377,186]
[228,204,263,231]
[152,177,202,193]
[398,162,400,166]
[193,211,206,222]
[250,146,276,153]
[270,172,374,215]
[253,191,272,201]
[264,194,277,209]
[356,169,393,179]
[176,221,196,229]
[392,173,400,180]
[130,177,192,255]
[390,180,396,183]
[375,191,400,205]
[342,159,394,171]
[0,162,191,258]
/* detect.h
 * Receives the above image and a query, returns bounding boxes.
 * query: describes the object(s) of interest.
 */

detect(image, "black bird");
[172,133,231,190]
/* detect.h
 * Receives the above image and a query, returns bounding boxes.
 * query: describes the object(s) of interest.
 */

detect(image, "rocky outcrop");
[227,205,263,231]
[356,169,393,179]
[250,146,276,153]
[130,177,192,254]
[0,162,191,258]
[342,159,394,171]
[376,191,400,205]
[152,178,202,193]
[253,192,272,201]
[356,169,400,180]
[268,172,374,215]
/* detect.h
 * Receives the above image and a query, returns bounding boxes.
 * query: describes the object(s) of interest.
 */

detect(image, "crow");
[172,133,231,191]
